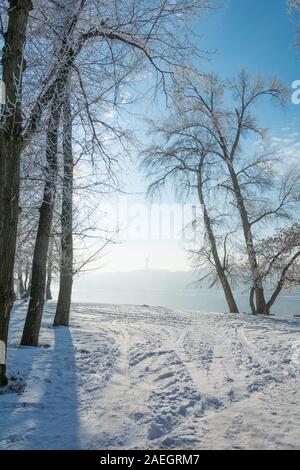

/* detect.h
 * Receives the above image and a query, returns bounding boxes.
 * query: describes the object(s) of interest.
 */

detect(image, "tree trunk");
[255,286,266,314]
[226,163,266,314]
[54,94,73,327]
[24,260,30,292]
[21,99,61,347]
[0,0,32,387]
[18,267,25,298]
[46,239,53,300]
[264,250,300,315]
[21,255,31,299]
[197,166,239,313]
[20,0,76,345]
[249,286,255,314]
[45,267,52,301]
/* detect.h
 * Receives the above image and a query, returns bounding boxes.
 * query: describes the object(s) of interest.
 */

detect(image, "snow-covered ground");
[0,302,300,450]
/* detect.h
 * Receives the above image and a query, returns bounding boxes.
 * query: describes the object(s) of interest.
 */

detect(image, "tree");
[195,154,239,312]
[142,83,239,313]
[0,0,33,386]
[211,72,298,314]
[186,71,299,314]
[146,71,299,314]
[53,91,73,326]
[21,84,64,346]
[21,0,79,346]
[21,0,211,345]
[46,237,54,301]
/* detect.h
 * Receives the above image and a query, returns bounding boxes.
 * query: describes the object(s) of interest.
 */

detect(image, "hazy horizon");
[49,268,300,317]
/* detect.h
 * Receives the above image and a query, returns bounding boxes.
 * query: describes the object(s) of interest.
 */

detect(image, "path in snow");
[0,302,299,450]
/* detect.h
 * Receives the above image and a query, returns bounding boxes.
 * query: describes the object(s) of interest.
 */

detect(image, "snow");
[0,301,300,450]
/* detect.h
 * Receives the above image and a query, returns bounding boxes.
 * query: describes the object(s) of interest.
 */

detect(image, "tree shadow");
[0,305,80,449]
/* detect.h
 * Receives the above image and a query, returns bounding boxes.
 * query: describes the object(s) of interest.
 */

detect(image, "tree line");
[0,0,300,389]
[142,71,300,314]
[0,0,209,386]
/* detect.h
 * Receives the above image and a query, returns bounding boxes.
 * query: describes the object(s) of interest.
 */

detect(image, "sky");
[97,0,300,273]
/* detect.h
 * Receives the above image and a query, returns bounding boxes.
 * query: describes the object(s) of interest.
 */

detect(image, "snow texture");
[0,301,300,450]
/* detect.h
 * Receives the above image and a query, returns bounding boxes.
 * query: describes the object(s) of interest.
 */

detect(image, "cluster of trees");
[0,0,210,386]
[143,71,300,315]
[0,0,299,389]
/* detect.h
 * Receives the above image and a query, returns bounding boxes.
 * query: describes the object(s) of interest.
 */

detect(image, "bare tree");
[1,0,211,379]
[21,0,211,345]
[196,155,239,312]
[46,237,54,301]
[0,0,33,386]
[53,91,73,326]
[21,83,64,346]
[153,70,299,315]
[21,1,83,346]
[255,225,300,314]
[142,95,239,313]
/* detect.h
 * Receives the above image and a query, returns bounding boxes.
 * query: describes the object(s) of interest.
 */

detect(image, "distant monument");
[144,254,150,271]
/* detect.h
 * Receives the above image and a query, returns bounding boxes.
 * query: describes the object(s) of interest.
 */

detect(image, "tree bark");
[20,3,76,345]
[54,94,73,327]
[197,165,239,314]
[46,238,53,300]
[24,260,30,292]
[45,267,52,301]
[18,267,25,298]
[249,286,256,314]
[0,0,32,386]
[21,99,61,347]
[226,163,266,314]
[264,250,300,314]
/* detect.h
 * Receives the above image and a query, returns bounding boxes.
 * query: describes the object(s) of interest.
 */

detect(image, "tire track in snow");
[90,310,206,449]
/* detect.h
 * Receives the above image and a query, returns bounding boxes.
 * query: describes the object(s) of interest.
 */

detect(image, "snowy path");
[0,302,300,450]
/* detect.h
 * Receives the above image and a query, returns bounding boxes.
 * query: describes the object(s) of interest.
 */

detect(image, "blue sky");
[201,0,298,77]
[101,0,300,273]
[199,0,299,128]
